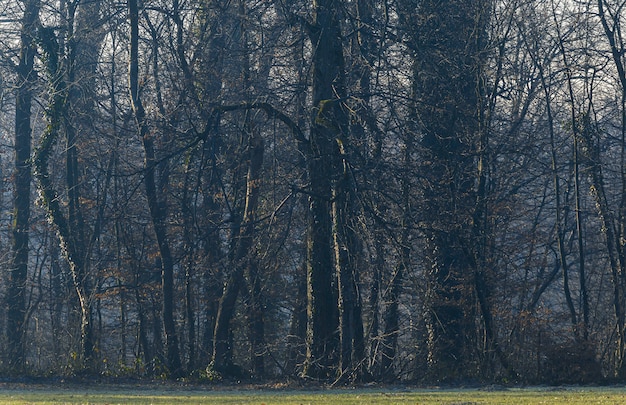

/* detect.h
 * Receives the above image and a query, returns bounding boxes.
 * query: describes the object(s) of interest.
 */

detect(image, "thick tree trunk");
[408,0,489,381]
[302,0,365,381]
[302,0,348,379]
[64,3,95,367]
[31,0,105,372]
[304,147,338,379]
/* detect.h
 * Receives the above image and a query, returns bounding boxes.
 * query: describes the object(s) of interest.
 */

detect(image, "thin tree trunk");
[596,0,626,376]
[287,261,308,374]
[577,113,625,375]
[128,0,182,377]
[199,163,222,367]
[380,121,411,380]
[549,8,591,340]
[538,63,578,332]
[8,0,38,371]
[574,132,590,341]
[181,152,198,372]
[367,236,383,378]
[212,131,264,375]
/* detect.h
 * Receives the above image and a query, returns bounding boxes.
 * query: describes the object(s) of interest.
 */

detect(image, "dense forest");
[1,0,626,385]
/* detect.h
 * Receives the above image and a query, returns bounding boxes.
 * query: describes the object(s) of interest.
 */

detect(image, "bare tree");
[7,0,39,371]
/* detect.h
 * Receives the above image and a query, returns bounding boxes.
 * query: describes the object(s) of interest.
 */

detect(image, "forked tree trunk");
[212,131,265,375]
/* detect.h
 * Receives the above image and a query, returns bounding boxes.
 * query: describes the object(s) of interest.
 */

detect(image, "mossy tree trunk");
[303,0,365,380]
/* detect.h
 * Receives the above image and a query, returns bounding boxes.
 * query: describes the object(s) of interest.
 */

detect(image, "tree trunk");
[212,130,264,375]
[128,0,182,377]
[408,0,489,381]
[302,0,349,379]
[333,143,365,381]
[287,261,308,375]
[577,113,625,375]
[595,0,626,376]
[8,0,38,372]
[33,25,95,372]
[199,166,222,368]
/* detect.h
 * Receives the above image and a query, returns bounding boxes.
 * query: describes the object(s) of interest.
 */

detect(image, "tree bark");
[302,0,349,379]
[334,152,365,381]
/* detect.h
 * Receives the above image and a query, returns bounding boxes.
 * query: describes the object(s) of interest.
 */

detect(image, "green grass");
[0,386,625,404]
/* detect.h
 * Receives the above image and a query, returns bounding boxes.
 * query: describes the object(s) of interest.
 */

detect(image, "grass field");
[0,385,625,404]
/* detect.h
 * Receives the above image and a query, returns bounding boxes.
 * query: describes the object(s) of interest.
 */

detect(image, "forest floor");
[0,380,624,404]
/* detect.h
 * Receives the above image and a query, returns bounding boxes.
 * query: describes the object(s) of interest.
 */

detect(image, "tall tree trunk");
[408,0,489,381]
[33,25,95,371]
[287,261,308,374]
[246,151,266,376]
[8,0,39,371]
[577,113,625,375]
[128,0,182,377]
[32,0,106,372]
[334,149,365,381]
[549,10,588,341]
[302,0,348,379]
[380,137,411,380]
[63,0,95,369]
[181,152,199,372]
[367,235,383,378]
[596,0,626,376]
[574,135,590,341]
[286,26,309,377]
[579,0,626,377]
[199,150,223,368]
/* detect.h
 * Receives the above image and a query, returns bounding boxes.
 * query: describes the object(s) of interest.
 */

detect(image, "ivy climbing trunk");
[33,25,94,371]
[408,0,490,381]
